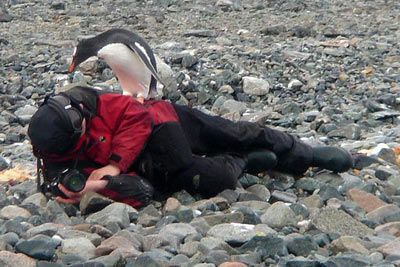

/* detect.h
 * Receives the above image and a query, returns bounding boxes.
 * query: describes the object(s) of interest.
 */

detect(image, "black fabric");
[173,104,314,175]
[169,155,246,197]
[28,104,79,154]
[104,174,154,205]
[312,146,354,173]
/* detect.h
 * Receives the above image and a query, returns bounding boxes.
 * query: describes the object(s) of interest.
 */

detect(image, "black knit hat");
[28,95,83,154]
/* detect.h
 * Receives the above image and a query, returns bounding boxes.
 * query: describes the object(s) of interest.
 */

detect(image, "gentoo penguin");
[68,28,163,102]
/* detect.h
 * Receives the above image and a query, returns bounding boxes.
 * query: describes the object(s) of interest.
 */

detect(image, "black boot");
[245,150,278,175]
[312,146,353,173]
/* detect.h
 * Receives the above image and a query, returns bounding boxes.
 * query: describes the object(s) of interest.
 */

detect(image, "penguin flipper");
[127,43,164,87]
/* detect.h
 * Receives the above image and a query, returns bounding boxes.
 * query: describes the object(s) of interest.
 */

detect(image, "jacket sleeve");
[98,94,153,172]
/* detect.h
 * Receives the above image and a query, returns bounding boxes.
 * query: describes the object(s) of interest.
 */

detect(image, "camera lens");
[62,170,86,192]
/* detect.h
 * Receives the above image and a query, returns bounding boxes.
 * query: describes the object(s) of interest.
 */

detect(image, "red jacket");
[40,87,180,207]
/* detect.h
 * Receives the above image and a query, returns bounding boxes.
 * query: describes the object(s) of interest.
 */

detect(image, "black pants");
[139,104,313,196]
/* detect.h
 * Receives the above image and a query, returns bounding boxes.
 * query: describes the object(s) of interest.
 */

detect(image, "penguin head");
[68,38,99,73]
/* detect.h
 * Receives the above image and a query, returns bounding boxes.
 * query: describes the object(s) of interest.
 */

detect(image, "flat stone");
[239,235,286,257]
[312,208,373,237]
[86,202,134,228]
[377,238,400,258]
[232,201,270,212]
[61,237,96,260]
[366,204,400,224]
[219,262,247,267]
[331,236,370,254]
[0,251,35,267]
[25,223,67,238]
[158,223,198,243]
[0,205,31,219]
[246,184,270,201]
[375,222,400,237]
[207,223,273,246]
[57,229,102,246]
[95,235,141,256]
[201,212,244,226]
[260,202,298,228]
[347,188,387,212]
[15,236,58,261]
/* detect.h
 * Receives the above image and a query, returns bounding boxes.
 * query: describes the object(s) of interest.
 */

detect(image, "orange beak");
[68,60,76,73]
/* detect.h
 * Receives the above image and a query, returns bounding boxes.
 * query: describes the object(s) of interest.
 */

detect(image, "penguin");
[68,28,163,102]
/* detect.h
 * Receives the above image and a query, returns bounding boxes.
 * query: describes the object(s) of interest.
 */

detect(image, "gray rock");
[239,235,286,257]
[260,202,298,228]
[159,223,197,243]
[61,237,96,260]
[207,223,272,245]
[245,184,270,201]
[327,124,362,140]
[15,235,59,261]
[242,76,270,96]
[285,234,319,256]
[86,202,133,228]
[312,208,373,237]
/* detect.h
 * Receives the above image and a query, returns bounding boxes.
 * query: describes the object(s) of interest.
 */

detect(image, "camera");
[41,168,87,197]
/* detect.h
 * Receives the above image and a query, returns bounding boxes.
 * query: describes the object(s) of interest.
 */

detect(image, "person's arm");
[88,94,153,180]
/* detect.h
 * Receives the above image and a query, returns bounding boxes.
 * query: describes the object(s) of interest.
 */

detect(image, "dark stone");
[329,255,371,267]
[155,215,178,229]
[239,235,286,258]
[353,154,380,169]
[312,233,330,247]
[218,189,239,204]
[183,30,216,38]
[286,235,319,256]
[0,156,9,171]
[289,203,309,219]
[232,206,261,225]
[294,178,322,192]
[270,190,297,203]
[285,258,323,267]
[172,190,196,205]
[375,169,393,180]
[318,184,343,202]
[239,174,260,188]
[378,148,397,164]
[15,238,58,260]
[204,250,230,265]
[51,2,66,10]
[260,25,287,35]
[181,54,198,68]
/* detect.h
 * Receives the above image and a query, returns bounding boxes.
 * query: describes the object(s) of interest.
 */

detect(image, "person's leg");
[173,104,313,174]
[173,104,353,175]
[168,154,246,197]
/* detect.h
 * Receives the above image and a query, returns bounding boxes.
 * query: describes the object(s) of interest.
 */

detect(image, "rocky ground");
[0,0,400,266]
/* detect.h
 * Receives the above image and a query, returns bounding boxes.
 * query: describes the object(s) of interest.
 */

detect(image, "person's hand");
[88,164,121,181]
[55,179,108,204]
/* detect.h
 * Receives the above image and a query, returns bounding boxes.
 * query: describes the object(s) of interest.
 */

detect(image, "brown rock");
[219,262,247,267]
[377,238,400,257]
[375,222,400,237]
[366,204,400,224]
[0,205,31,219]
[0,251,36,267]
[347,188,386,212]
[95,236,138,256]
[162,197,181,214]
[331,236,369,254]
